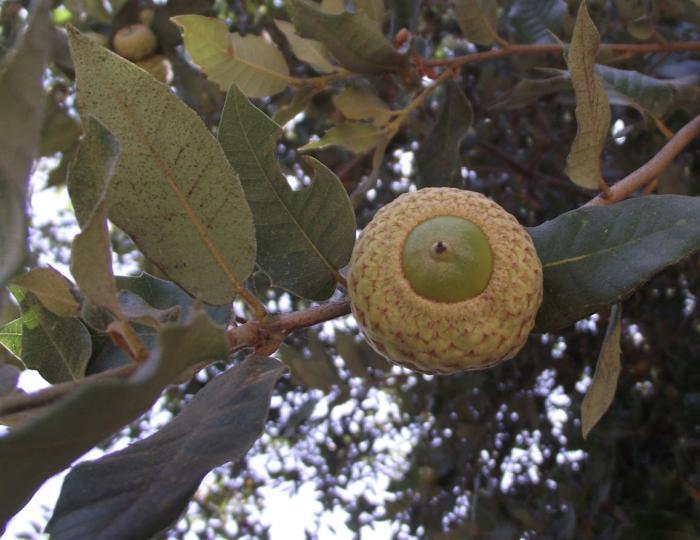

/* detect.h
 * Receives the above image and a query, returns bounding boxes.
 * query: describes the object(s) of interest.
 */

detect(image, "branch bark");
[587,115,700,206]
[425,41,700,68]
[267,299,351,333]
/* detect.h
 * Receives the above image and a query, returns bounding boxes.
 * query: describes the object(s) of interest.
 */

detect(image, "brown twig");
[266,299,351,334]
[587,114,700,206]
[425,41,700,68]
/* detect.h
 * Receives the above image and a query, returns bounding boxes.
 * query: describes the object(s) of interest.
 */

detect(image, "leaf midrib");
[541,215,694,269]
[232,94,338,279]
[107,86,245,297]
[215,42,295,85]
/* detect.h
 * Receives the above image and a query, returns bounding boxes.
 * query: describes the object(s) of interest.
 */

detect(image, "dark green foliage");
[530,195,700,333]
[46,357,285,540]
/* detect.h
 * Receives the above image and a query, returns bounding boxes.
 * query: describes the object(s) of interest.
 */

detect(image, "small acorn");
[134,54,173,84]
[112,24,157,61]
[347,188,543,374]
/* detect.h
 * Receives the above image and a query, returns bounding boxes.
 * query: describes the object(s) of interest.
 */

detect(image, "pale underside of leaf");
[116,289,181,325]
[334,84,392,125]
[274,19,336,74]
[69,116,123,319]
[301,122,387,153]
[582,304,622,438]
[72,203,124,318]
[67,28,256,305]
[565,2,611,190]
[67,115,120,228]
[173,15,290,97]
[11,267,81,318]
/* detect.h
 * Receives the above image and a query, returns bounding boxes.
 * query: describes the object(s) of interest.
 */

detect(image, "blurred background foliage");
[1,0,700,538]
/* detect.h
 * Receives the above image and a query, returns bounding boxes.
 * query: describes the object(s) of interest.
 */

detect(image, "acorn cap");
[347,188,543,374]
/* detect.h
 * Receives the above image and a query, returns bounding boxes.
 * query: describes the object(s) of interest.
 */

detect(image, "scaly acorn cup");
[347,188,543,374]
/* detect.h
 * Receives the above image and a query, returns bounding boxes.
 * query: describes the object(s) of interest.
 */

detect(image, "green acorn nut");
[347,188,543,374]
[112,24,157,61]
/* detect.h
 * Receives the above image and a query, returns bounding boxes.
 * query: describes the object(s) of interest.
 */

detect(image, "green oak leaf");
[218,86,356,300]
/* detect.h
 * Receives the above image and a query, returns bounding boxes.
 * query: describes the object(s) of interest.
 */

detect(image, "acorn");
[347,188,543,374]
[112,24,157,61]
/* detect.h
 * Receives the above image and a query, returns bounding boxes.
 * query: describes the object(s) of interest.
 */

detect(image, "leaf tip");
[169,15,185,31]
[298,141,318,153]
